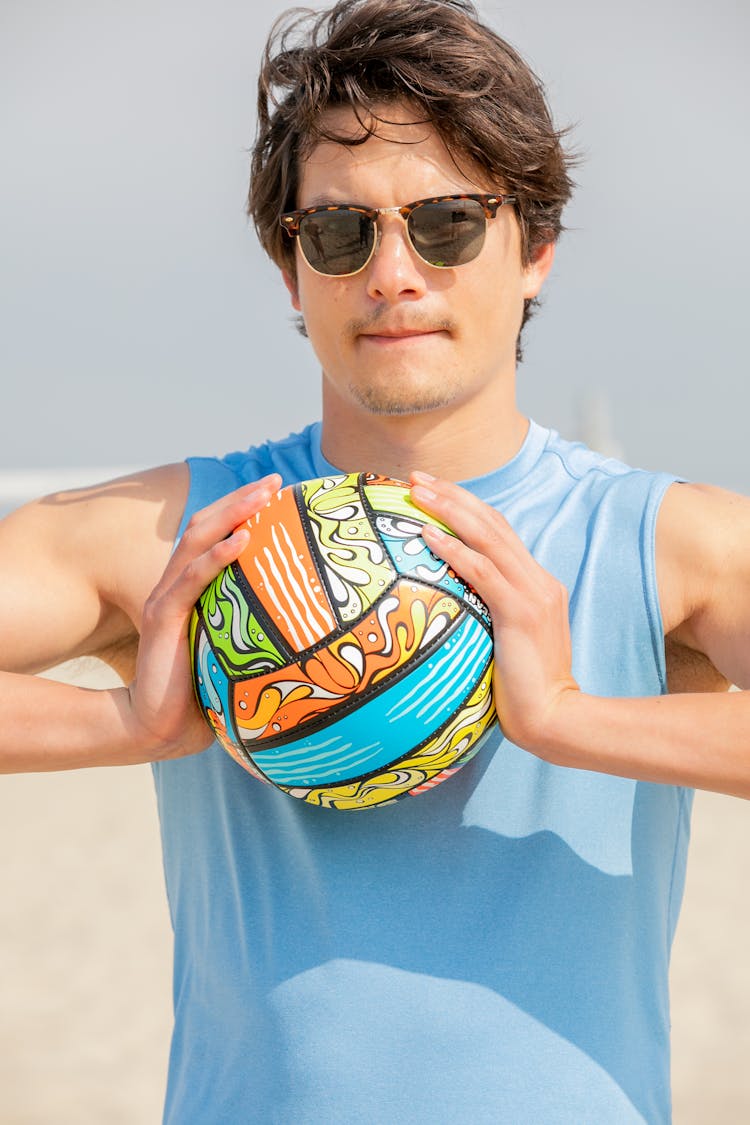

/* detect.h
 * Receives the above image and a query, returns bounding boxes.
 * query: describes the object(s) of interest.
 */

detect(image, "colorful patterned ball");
[189,472,497,810]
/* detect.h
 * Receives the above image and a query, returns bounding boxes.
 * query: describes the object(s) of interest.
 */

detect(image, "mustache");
[346,311,455,336]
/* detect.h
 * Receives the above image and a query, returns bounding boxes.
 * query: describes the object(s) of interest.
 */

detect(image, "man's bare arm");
[0,466,282,771]
[409,474,750,799]
[0,464,189,675]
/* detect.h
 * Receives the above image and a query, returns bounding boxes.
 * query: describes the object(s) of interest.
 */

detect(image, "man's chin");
[348,383,456,417]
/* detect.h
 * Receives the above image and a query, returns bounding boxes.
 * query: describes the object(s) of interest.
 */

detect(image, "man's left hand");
[410,471,580,756]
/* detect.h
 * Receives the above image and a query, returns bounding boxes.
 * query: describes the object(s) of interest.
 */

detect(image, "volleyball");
[189,472,497,810]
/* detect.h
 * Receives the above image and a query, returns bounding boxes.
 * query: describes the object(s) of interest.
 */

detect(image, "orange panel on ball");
[235,486,336,653]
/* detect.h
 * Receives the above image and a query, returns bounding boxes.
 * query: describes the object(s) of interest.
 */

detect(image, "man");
[2,0,749,1120]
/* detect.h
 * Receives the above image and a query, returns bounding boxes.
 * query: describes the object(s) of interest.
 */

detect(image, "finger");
[410,475,546,593]
[411,472,527,559]
[145,525,252,626]
[151,473,283,618]
[419,521,514,613]
[172,475,281,569]
[186,470,283,531]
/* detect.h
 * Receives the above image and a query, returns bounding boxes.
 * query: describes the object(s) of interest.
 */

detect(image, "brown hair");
[249,0,576,353]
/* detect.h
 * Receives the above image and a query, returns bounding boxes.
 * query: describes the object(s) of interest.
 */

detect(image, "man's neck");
[320,393,530,483]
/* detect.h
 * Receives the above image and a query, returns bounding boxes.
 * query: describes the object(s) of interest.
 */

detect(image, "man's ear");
[282,269,302,312]
[522,241,555,300]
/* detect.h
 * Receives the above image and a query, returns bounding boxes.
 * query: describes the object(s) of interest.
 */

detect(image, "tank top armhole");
[641,472,683,695]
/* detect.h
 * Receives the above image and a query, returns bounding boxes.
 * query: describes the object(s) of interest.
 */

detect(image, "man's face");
[283,103,553,421]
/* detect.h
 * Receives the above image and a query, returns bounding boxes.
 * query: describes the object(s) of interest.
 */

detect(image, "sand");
[0,662,748,1122]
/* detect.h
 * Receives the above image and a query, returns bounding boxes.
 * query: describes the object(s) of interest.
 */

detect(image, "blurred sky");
[2,0,749,490]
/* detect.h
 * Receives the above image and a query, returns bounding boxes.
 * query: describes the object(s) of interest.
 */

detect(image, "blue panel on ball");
[250,612,493,787]
[195,626,234,731]
[375,513,492,626]
[376,514,467,597]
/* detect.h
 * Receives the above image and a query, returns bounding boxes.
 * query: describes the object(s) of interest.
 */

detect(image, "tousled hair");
[249,0,576,356]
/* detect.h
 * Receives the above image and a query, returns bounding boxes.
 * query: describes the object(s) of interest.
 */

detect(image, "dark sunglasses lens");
[409,199,486,267]
[298,211,375,276]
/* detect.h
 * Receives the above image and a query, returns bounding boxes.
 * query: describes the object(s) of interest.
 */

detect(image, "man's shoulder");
[4,461,190,560]
[657,481,750,631]
[0,462,191,676]
[525,428,676,524]
[541,428,650,484]
[41,462,191,606]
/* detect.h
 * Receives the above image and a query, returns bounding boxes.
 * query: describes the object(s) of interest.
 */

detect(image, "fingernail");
[251,475,280,494]
[412,470,436,484]
[411,484,436,502]
[422,523,445,539]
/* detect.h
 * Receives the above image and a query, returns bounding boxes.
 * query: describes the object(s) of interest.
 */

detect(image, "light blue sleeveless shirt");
[153,420,689,1124]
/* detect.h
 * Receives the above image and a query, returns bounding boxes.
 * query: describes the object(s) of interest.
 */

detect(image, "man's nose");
[364,217,428,302]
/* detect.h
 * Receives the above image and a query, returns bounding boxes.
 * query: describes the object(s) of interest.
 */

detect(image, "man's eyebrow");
[301,195,361,209]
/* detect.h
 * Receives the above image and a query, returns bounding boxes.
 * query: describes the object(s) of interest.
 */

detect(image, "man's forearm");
[540,689,750,799]
[0,671,164,772]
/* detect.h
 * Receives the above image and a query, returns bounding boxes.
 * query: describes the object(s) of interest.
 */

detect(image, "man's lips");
[358,328,448,341]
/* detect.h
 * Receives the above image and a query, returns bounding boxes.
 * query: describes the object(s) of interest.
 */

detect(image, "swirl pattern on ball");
[189,473,497,809]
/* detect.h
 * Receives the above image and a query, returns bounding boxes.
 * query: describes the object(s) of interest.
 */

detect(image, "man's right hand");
[0,468,281,771]
[124,473,282,761]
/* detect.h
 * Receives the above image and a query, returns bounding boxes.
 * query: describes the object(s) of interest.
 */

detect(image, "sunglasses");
[280,192,516,277]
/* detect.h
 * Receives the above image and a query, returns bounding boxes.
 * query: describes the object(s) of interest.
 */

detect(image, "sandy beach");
[1,662,748,1122]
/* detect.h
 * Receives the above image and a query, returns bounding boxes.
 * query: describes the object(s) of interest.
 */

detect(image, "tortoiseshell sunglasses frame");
[279,192,516,276]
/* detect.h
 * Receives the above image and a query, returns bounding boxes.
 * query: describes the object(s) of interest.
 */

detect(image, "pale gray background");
[2,2,750,1122]
[2,0,748,488]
